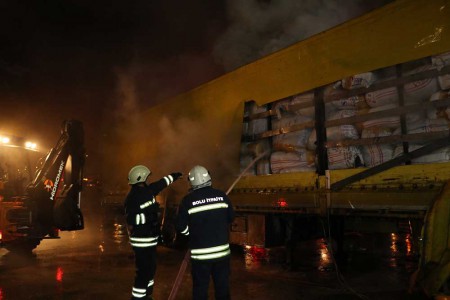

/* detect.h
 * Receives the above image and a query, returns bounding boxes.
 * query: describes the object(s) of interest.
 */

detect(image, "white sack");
[270,150,315,174]
[427,90,450,120]
[327,146,364,170]
[244,103,269,136]
[331,95,368,110]
[362,104,424,129]
[403,64,440,103]
[393,119,450,164]
[341,72,376,90]
[432,51,450,89]
[273,92,315,118]
[323,85,368,110]
[365,64,439,108]
[361,128,395,167]
[272,114,313,151]
[393,118,449,134]
[307,110,360,150]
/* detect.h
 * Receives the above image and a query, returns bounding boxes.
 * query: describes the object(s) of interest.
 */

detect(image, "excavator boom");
[0,120,85,252]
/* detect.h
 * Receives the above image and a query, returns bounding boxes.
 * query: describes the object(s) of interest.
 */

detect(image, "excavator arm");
[27,119,85,232]
[0,120,85,252]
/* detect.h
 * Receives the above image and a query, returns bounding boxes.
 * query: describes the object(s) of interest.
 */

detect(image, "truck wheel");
[5,239,42,254]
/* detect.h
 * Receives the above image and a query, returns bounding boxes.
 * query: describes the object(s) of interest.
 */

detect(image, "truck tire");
[5,239,42,254]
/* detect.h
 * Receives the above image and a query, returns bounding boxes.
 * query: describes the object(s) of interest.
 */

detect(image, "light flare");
[56,267,64,282]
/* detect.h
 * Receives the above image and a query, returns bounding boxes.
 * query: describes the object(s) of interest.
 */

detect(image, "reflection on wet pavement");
[238,232,421,299]
[0,192,424,299]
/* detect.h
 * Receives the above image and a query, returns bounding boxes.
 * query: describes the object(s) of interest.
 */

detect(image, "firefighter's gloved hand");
[170,172,183,181]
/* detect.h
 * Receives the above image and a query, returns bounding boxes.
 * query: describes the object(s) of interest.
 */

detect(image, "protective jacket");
[177,186,234,261]
[124,173,180,248]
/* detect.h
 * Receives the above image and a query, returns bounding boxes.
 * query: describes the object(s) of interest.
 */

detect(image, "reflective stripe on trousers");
[191,243,230,260]
[130,236,158,248]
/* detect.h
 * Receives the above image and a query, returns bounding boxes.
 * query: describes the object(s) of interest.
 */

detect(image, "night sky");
[0,0,391,174]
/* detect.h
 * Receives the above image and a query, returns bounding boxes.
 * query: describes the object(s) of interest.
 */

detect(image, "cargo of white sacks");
[240,51,450,175]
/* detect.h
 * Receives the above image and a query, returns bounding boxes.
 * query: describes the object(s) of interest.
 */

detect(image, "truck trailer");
[103,0,450,297]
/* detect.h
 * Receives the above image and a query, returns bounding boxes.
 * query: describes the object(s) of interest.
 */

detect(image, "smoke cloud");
[103,0,392,190]
[154,115,239,196]
[112,65,141,142]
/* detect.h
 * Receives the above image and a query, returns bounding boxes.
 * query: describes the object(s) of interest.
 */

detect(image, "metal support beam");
[331,136,450,191]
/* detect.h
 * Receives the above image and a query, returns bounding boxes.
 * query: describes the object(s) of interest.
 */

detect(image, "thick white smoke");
[113,66,141,132]
[105,0,391,189]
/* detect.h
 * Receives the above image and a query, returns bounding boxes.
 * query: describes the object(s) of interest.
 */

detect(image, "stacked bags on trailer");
[336,52,450,167]
[241,102,271,175]
[315,86,368,170]
[240,51,450,175]
[270,92,316,174]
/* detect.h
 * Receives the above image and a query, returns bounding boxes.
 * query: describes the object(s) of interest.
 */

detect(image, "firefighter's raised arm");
[147,172,183,195]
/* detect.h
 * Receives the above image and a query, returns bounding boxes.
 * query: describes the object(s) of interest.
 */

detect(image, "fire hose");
[167,149,269,300]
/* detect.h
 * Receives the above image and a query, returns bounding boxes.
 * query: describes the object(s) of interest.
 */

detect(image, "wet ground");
[0,191,428,300]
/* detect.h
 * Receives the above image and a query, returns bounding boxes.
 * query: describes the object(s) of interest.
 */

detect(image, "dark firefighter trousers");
[132,246,157,299]
[191,257,231,300]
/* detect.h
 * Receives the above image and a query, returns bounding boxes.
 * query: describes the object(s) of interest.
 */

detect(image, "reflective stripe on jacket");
[124,174,177,248]
[176,186,235,261]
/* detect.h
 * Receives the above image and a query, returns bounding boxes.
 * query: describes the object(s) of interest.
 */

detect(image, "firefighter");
[124,165,182,300]
[176,165,235,300]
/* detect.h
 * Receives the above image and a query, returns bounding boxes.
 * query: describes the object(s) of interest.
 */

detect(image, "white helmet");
[128,165,151,185]
[188,165,211,190]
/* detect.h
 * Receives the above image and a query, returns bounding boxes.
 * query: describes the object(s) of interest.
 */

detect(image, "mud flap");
[53,184,84,231]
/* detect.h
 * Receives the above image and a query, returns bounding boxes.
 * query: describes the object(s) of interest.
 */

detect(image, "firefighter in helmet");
[124,165,182,300]
[176,165,235,300]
